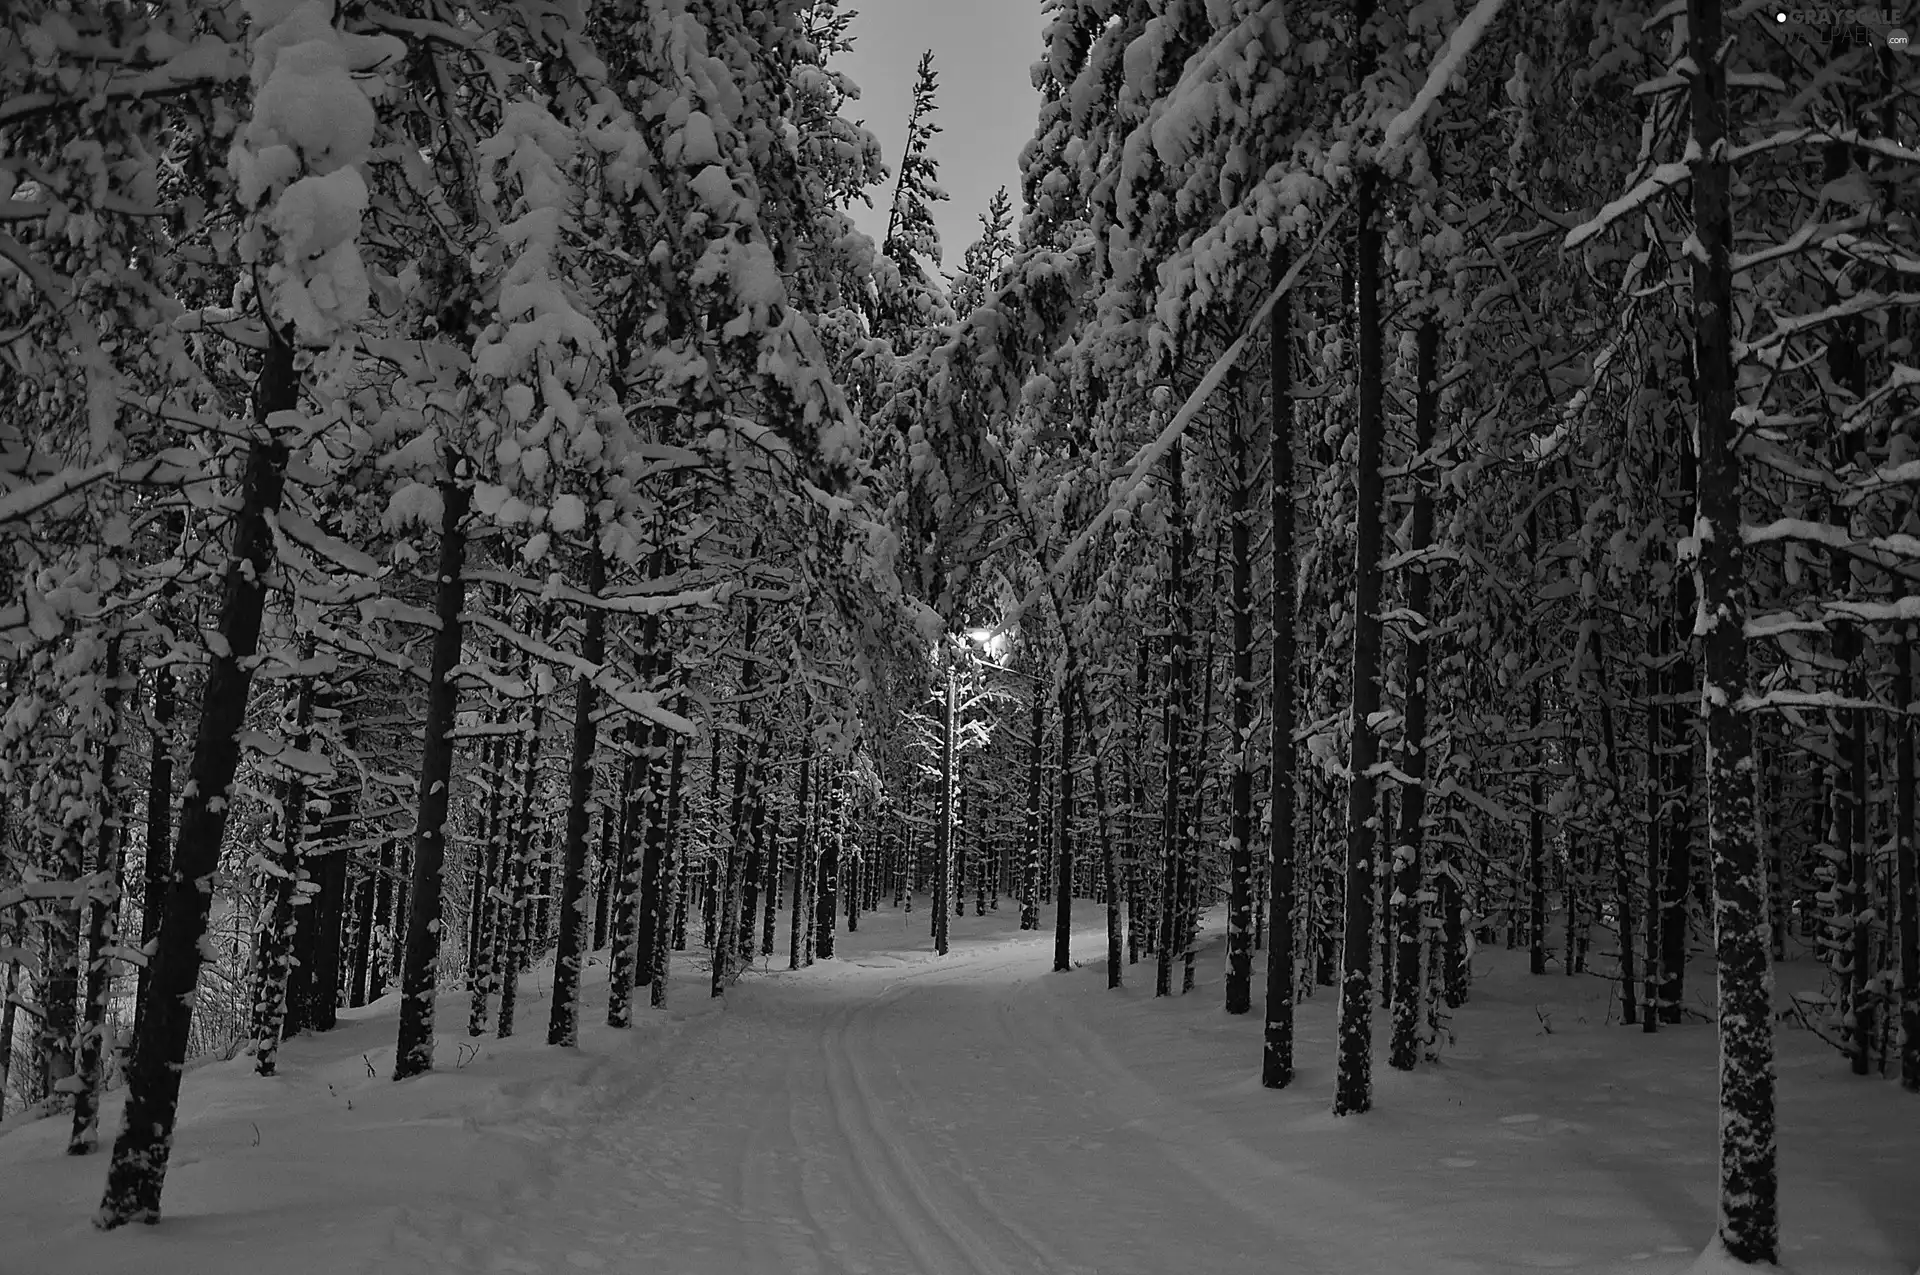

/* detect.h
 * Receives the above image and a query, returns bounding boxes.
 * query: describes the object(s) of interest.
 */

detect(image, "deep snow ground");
[0,902,1914,1274]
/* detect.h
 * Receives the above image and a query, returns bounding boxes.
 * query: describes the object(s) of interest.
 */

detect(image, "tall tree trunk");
[548,535,607,1046]
[470,703,515,1035]
[1529,670,1548,975]
[305,706,351,1034]
[347,868,374,1009]
[1592,625,1636,1026]
[70,636,125,1153]
[1660,438,1699,1024]
[252,668,314,1076]
[1388,319,1438,1072]
[1334,146,1385,1117]
[1054,658,1078,974]
[394,480,473,1080]
[1225,389,1257,1013]
[1262,239,1299,1085]
[1084,689,1123,988]
[650,699,690,1006]
[789,735,813,969]
[0,911,19,1119]
[713,604,762,995]
[1157,442,1193,998]
[498,609,552,1038]
[1690,0,1776,1256]
[815,761,841,960]
[1897,632,1918,1092]
[761,803,782,957]
[607,719,647,1025]
[934,662,956,955]
[368,834,396,1003]
[134,653,175,1045]
[1021,688,1044,930]
[99,337,293,1229]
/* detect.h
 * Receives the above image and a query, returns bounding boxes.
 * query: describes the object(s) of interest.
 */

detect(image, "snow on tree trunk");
[393,480,473,1080]
[1263,239,1299,1088]
[548,534,606,1045]
[1689,0,1777,1258]
[134,654,175,1042]
[1334,154,1386,1119]
[1388,319,1439,1073]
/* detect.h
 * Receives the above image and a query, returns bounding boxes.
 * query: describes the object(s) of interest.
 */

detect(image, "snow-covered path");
[5,902,1917,1274]
[373,913,1592,1275]
[381,919,1386,1275]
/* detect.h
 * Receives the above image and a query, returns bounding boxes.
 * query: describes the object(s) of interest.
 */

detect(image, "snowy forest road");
[379,913,1487,1275]
[6,903,1915,1274]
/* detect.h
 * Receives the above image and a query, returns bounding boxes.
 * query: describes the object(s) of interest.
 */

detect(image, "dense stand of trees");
[2,0,1917,1266]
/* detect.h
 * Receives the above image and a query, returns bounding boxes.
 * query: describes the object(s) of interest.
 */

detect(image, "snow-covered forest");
[2,0,1918,1270]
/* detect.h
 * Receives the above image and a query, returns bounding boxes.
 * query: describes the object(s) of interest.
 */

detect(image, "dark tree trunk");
[70,636,125,1153]
[1054,661,1077,974]
[1157,443,1192,999]
[368,835,396,1004]
[934,665,956,956]
[348,867,374,1009]
[470,709,516,1035]
[815,763,841,960]
[99,337,293,1229]
[306,721,351,1034]
[1528,517,1549,979]
[1898,633,1918,1091]
[1021,688,1044,931]
[1225,390,1256,1013]
[1388,319,1438,1072]
[1334,134,1384,1116]
[1084,690,1123,988]
[1660,439,1698,1024]
[650,709,690,1005]
[394,480,473,1081]
[548,535,606,1046]
[714,629,764,995]
[790,737,813,969]
[761,802,781,958]
[608,718,648,1024]
[593,813,615,954]
[1690,0,1776,1255]
[252,669,315,1076]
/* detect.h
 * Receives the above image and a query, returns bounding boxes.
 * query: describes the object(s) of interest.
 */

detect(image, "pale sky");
[834,0,1047,275]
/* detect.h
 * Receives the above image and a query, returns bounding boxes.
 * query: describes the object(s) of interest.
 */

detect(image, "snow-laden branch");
[1044,198,1349,592]
[0,460,117,524]
[1377,0,1510,166]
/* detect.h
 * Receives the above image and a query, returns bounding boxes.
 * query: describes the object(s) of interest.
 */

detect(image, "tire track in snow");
[1013,974,1490,1275]
[848,960,1087,1275]
[817,951,1061,1275]
[735,1037,832,1275]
